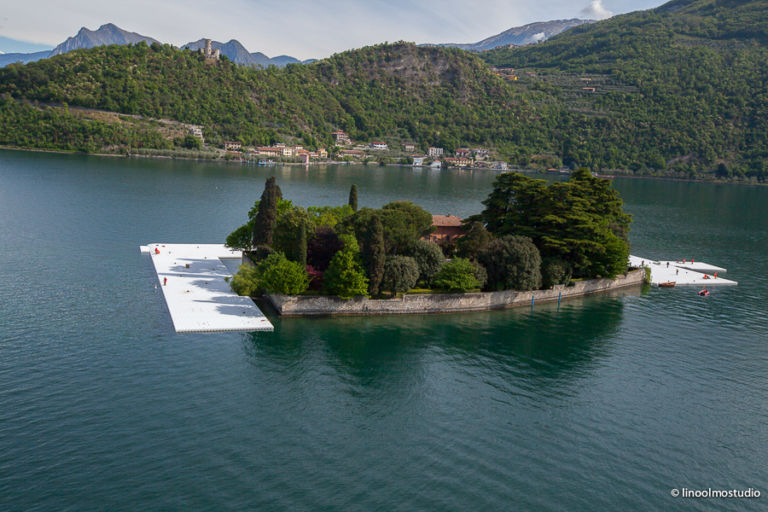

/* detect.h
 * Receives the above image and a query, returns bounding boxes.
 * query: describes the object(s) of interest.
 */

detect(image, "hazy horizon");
[2,0,665,59]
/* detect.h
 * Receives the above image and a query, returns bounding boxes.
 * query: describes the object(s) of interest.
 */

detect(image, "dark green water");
[1,150,766,511]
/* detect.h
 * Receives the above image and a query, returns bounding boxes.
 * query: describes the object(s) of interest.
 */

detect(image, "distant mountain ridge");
[182,38,309,67]
[50,23,159,56]
[0,50,52,67]
[0,18,590,69]
[0,23,309,68]
[432,19,593,51]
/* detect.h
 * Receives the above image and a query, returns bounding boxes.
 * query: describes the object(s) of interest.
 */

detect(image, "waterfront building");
[428,215,464,244]
[256,147,281,157]
[455,148,471,158]
[331,130,351,145]
[444,157,472,168]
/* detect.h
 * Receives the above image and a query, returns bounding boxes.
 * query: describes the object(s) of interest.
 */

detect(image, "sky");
[1,0,666,59]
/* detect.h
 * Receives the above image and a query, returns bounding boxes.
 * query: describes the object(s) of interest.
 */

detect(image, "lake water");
[1,150,766,511]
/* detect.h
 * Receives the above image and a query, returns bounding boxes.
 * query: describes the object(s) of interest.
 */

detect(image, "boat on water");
[658,282,676,288]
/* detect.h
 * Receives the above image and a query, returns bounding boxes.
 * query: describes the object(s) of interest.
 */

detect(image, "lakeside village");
[224,170,635,308]
[194,127,510,171]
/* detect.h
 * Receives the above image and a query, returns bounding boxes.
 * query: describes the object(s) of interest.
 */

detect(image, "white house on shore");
[189,126,204,142]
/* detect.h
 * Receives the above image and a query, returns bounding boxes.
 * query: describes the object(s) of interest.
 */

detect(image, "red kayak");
[698,289,709,296]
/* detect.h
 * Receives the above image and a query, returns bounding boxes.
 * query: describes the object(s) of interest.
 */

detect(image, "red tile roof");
[432,215,463,227]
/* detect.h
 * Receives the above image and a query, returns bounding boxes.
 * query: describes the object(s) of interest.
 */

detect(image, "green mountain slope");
[0,42,558,154]
[483,0,768,179]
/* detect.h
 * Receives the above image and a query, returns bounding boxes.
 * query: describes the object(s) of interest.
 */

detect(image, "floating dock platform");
[629,255,737,286]
[140,243,273,333]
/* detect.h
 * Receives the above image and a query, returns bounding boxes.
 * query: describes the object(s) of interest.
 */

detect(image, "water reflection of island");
[243,291,632,398]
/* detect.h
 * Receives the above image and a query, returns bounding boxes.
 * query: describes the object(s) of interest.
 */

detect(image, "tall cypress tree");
[296,223,308,267]
[348,184,358,212]
[364,216,385,295]
[252,177,279,247]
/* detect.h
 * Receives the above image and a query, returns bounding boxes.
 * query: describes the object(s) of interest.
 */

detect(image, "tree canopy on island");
[226,173,632,299]
[472,170,631,279]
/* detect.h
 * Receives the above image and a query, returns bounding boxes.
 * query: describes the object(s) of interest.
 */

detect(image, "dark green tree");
[359,216,386,295]
[541,257,572,289]
[406,240,445,286]
[478,235,542,291]
[349,184,358,212]
[307,227,344,271]
[455,221,494,260]
[472,261,488,289]
[478,171,631,279]
[381,201,434,240]
[323,235,369,299]
[273,208,311,265]
[181,134,202,149]
[252,177,280,247]
[345,202,433,255]
[477,172,548,237]
[226,198,295,252]
[381,256,419,296]
[307,205,354,229]
[296,225,308,267]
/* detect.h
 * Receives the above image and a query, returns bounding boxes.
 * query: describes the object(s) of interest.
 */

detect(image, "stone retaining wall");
[265,269,644,316]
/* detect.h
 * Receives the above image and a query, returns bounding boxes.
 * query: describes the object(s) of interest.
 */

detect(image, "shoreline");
[264,270,645,317]
[1,145,763,186]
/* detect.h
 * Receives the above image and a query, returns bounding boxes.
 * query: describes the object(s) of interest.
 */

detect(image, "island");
[225,170,644,315]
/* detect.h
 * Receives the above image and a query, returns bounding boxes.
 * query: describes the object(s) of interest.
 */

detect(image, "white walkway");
[140,243,273,333]
[629,255,737,286]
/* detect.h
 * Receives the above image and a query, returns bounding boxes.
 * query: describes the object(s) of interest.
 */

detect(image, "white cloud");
[581,0,613,20]
[531,32,546,43]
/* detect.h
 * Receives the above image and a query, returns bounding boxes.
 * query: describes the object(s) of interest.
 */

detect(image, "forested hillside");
[0,42,559,155]
[483,0,768,179]
[1,0,766,180]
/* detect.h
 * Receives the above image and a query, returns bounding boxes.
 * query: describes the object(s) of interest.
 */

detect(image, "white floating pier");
[629,255,737,286]
[141,243,273,333]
